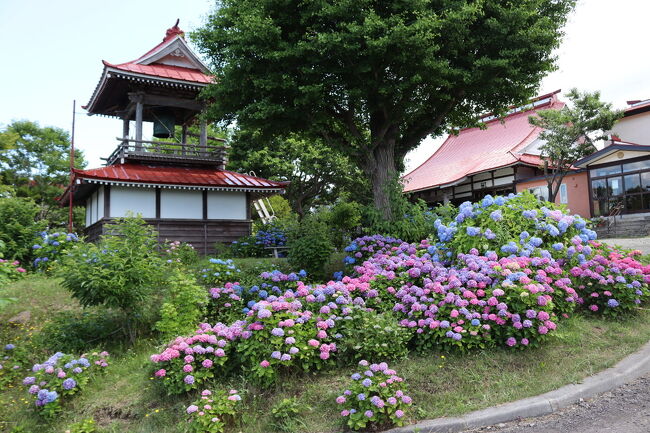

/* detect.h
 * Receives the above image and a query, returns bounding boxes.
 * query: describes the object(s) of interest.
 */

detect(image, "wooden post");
[128,92,145,151]
[135,100,143,150]
[181,124,188,155]
[200,119,208,157]
[122,118,130,146]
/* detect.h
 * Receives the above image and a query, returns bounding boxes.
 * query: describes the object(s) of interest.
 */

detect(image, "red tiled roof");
[403,94,563,193]
[104,60,212,84]
[73,164,287,190]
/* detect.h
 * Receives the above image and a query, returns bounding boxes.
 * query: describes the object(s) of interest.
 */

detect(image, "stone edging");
[384,339,650,433]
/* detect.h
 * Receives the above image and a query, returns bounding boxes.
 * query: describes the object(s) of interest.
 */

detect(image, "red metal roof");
[103,22,212,85]
[104,60,212,84]
[403,94,564,193]
[73,164,287,189]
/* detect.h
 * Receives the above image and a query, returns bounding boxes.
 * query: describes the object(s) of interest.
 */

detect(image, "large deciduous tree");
[0,120,86,227]
[529,89,622,203]
[228,130,364,217]
[193,0,575,217]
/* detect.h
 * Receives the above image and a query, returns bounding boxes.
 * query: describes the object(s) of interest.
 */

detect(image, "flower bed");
[149,193,650,430]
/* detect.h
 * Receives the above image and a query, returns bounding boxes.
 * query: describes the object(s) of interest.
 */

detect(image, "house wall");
[207,191,247,219]
[85,186,105,227]
[110,186,156,218]
[611,111,650,145]
[160,190,203,219]
[516,171,591,217]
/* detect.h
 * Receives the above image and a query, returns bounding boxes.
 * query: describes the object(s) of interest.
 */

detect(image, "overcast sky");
[1,0,648,170]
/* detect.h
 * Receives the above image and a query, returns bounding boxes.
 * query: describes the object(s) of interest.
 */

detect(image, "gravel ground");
[602,237,650,255]
[463,374,650,433]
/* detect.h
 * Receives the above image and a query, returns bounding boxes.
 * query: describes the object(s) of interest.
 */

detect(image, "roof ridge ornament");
[164,19,184,42]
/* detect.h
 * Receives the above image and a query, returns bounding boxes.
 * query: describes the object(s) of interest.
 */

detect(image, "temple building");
[403,91,650,219]
[61,21,286,254]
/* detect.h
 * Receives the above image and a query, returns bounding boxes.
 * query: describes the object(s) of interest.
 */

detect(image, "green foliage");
[529,88,622,201]
[186,389,242,433]
[338,308,411,362]
[320,199,363,249]
[155,270,208,340]
[287,217,334,279]
[194,0,575,214]
[0,196,45,262]
[35,311,126,354]
[270,397,308,433]
[161,240,200,269]
[228,131,364,216]
[65,418,97,433]
[0,120,86,228]
[364,179,446,243]
[58,217,164,340]
[0,258,27,289]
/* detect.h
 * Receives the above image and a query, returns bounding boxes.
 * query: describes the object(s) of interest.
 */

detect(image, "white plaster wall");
[97,186,104,222]
[110,186,156,218]
[85,197,91,227]
[161,190,203,219]
[207,191,247,220]
[612,112,650,145]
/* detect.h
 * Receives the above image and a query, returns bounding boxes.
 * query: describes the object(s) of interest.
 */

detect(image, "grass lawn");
[2,274,650,433]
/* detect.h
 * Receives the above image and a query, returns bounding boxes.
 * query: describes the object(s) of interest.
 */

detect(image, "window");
[590,158,650,214]
[528,186,549,201]
[559,183,568,204]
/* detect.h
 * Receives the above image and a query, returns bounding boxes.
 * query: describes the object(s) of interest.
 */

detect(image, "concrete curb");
[384,340,650,433]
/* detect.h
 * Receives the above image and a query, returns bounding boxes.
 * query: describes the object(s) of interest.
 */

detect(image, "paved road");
[464,374,650,433]
[602,237,650,255]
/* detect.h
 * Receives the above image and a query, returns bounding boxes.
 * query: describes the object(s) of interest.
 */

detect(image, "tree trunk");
[361,139,397,220]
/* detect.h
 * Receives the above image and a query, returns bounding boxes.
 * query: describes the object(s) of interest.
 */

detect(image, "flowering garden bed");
[3,193,650,432]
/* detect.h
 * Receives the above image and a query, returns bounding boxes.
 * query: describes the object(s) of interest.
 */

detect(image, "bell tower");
[83,20,226,168]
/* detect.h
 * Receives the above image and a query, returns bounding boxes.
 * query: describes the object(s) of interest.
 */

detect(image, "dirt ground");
[463,374,650,433]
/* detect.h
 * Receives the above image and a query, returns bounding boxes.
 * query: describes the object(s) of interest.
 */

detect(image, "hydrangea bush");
[150,322,240,394]
[0,258,26,286]
[32,231,80,272]
[200,258,240,288]
[185,389,242,433]
[336,361,412,430]
[23,351,109,417]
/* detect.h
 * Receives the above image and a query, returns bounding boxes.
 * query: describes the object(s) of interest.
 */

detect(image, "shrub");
[150,322,239,394]
[287,217,334,279]
[199,258,241,288]
[270,397,308,432]
[162,240,199,269]
[22,351,110,417]
[569,242,650,318]
[0,196,45,262]
[58,217,164,341]
[435,192,593,260]
[32,231,81,272]
[338,308,411,362]
[156,270,208,340]
[35,311,125,353]
[185,389,242,433]
[230,234,266,258]
[336,361,413,430]
[0,258,27,287]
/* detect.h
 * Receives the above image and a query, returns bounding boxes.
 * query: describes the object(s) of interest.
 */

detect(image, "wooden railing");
[606,201,624,234]
[105,138,227,167]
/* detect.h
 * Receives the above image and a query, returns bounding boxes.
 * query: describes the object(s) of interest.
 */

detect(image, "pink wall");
[516,171,591,217]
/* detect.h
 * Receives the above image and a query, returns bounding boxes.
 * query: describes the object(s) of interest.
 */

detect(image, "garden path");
[463,374,650,433]
[602,237,650,255]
